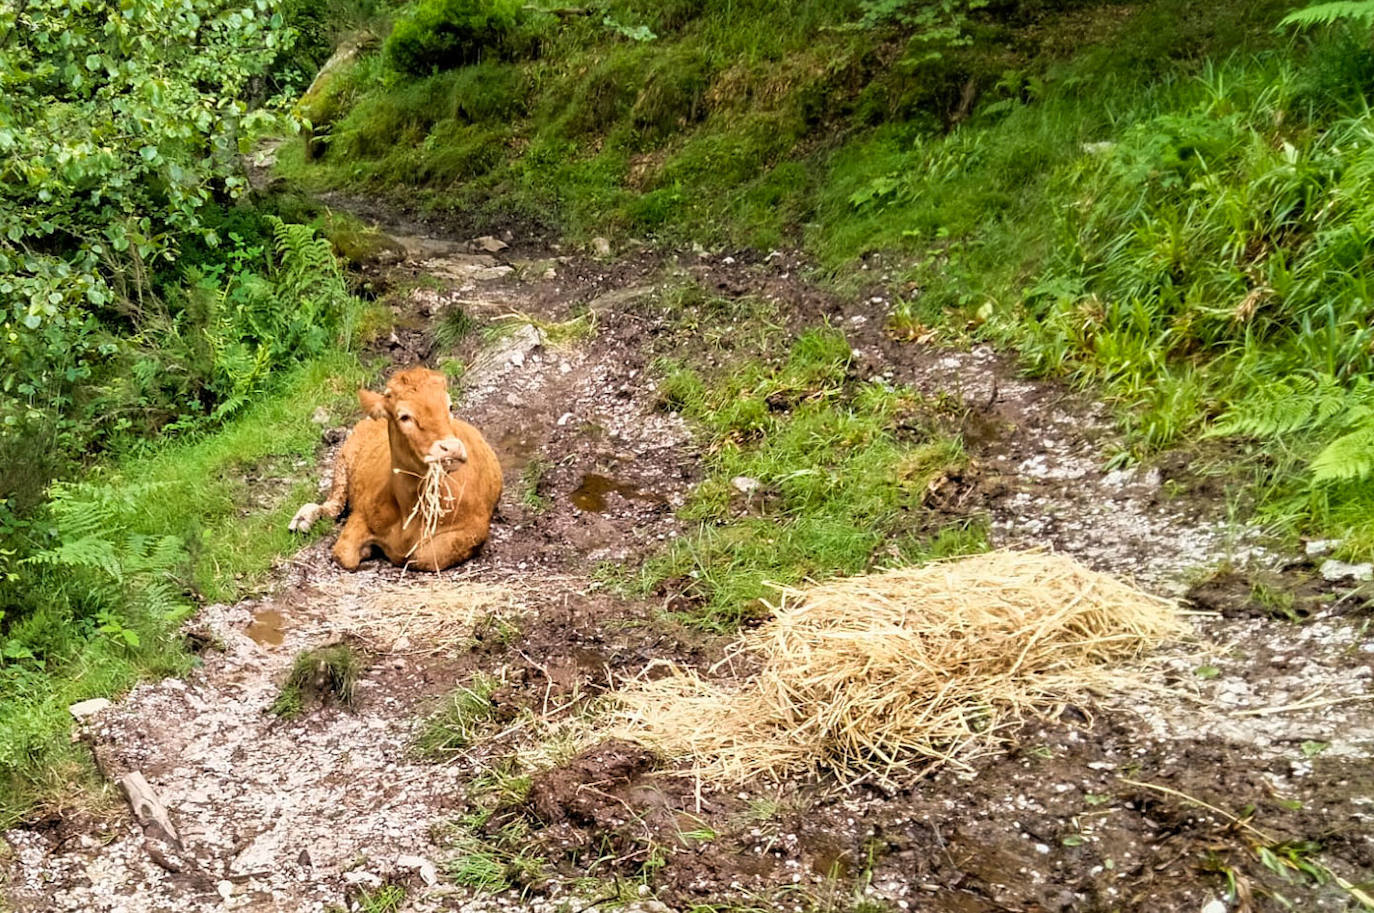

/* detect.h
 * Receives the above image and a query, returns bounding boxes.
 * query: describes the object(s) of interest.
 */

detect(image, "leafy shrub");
[385,0,527,76]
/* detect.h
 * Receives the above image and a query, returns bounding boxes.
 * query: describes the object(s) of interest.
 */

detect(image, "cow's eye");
[398,414,413,424]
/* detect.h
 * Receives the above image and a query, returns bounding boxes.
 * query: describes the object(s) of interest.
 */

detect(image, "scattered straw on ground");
[613,550,1184,785]
[320,577,525,654]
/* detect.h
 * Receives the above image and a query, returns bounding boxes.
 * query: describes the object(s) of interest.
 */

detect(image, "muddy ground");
[4,199,1372,913]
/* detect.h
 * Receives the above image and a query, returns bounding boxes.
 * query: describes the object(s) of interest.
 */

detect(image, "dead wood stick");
[118,772,181,847]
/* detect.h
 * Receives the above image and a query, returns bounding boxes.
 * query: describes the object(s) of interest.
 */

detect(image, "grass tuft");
[414,673,500,756]
[271,642,367,719]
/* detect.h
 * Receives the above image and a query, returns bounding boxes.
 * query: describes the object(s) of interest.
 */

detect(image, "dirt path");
[5,212,1372,913]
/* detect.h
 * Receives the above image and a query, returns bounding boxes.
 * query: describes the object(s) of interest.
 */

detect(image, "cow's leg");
[332,513,374,571]
[289,440,351,533]
[403,526,489,572]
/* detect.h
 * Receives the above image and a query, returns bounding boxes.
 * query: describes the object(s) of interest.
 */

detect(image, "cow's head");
[359,367,468,472]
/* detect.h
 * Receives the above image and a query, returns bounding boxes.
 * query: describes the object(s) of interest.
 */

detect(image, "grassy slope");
[634,294,984,631]
[0,353,368,824]
[286,0,1374,557]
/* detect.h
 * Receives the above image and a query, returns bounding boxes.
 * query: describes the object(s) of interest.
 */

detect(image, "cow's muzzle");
[424,437,469,466]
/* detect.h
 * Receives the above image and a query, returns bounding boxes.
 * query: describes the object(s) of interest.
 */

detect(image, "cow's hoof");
[289,503,322,533]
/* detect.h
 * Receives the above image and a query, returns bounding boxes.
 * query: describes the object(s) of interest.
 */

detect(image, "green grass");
[637,324,983,630]
[414,673,500,756]
[0,352,368,825]
[440,820,546,894]
[357,884,407,913]
[271,641,367,718]
[110,353,370,602]
[519,458,550,513]
[284,0,1374,557]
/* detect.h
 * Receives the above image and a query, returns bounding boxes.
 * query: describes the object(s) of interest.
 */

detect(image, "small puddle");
[801,833,854,880]
[246,609,287,647]
[569,473,661,513]
[497,430,540,474]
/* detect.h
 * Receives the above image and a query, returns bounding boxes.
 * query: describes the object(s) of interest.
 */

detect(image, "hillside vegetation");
[0,0,376,821]
[284,0,1374,556]
[4,0,1374,835]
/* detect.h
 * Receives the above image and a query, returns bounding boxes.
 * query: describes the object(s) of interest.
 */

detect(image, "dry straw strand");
[613,550,1183,786]
[322,577,524,653]
[399,462,467,560]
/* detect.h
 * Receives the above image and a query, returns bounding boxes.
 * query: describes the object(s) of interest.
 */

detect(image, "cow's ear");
[358,389,389,419]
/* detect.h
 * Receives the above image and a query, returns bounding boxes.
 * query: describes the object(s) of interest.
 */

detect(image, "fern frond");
[1311,418,1374,481]
[1211,375,1374,440]
[25,535,124,579]
[1280,1,1374,27]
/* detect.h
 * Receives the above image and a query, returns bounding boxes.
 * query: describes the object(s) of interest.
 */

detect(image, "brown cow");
[289,367,502,571]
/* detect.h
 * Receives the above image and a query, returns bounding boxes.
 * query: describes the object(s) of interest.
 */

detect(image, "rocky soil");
[4,204,1372,913]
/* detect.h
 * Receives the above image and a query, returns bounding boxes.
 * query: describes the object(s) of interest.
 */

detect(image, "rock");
[542,267,557,280]
[1200,901,1227,913]
[68,698,112,720]
[295,33,377,158]
[1102,468,1136,488]
[297,848,313,868]
[591,236,612,257]
[468,235,509,254]
[464,324,546,390]
[217,880,234,902]
[119,772,181,846]
[231,831,279,874]
[558,412,574,426]
[473,264,515,282]
[731,476,762,496]
[398,853,438,886]
[1319,559,1373,582]
[325,224,406,267]
[310,406,330,425]
[1306,539,1342,557]
[585,285,656,315]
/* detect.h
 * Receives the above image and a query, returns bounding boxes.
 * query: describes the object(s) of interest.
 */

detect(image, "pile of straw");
[614,550,1184,785]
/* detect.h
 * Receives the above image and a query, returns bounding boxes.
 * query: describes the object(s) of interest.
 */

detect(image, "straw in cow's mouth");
[398,462,465,556]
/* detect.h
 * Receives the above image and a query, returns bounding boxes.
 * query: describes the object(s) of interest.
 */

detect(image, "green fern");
[24,482,191,627]
[1280,1,1374,27]
[1209,375,1369,438]
[1311,418,1374,481]
[269,216,342,292]
[1213,376,1374,483]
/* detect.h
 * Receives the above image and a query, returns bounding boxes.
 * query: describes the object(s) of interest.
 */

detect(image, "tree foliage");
[0,0,298,457]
